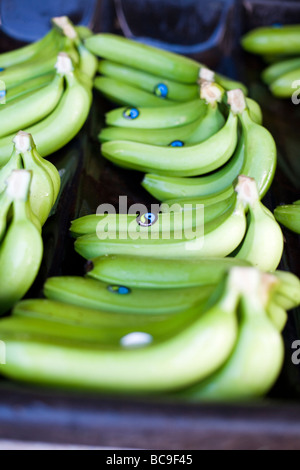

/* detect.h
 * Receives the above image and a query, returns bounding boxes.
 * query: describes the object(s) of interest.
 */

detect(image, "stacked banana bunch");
[242,24,300,98]
[0,265,299,398]
[0,16,97,166]
[0,16,97,314]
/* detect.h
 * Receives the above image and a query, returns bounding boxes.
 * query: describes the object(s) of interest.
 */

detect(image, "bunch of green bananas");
[0,169,43,315]
[275,201,300,234]
[0,266,298,398]
[242,25,300,98]
[73,171,283,274]
[0,16,97,166]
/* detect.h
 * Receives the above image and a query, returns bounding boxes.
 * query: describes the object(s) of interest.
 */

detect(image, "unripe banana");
[98,60,199,102]
[88,255,250,289]
[94,76,177,108]
[0,73,64,138]
[274,202,300,234]
[231,90,277,199]
[85,34,201,84]
[142,135,244,201]
[0,188,12,243]
[6,73,55,103]
[177,269,284,401]
[101,109,238,177]
[0,170,43,315]
[262,57,300,86]
[267,301,288,333]
[273,271,300,310]
[234,177,284,271]
[270,68,300,98]
[242,25,300,55]
[0,271,240,392]
[105,99,207,129]
[0,28,61,69]
[44,276,215,315]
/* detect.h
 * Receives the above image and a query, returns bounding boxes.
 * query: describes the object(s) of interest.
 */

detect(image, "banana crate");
[0,0,299,451]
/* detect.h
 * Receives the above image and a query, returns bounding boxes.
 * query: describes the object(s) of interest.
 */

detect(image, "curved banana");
[98,60,199,102]
[101,108,238,177]
[234,92,277,199]
[75,185,247,261]
[0,28,60,69]
[262,57,300,86]
[234,177,284,271]
[267,301,288,333]
[142,135,244,201]
[6,73,55,103]
[0,272,239,392]
[0,54,93,164]
[94,76,177,108]
[273,270,300,310]
[99,116,206,146]
[177,269,284,401]
[242,25,300,55]
[105,99,207,129]
[274,202,300,234]
[44,276,215,315]
[0,73,64,138]
[0,170,43,315]
[88,255,250,289]
[270,68,300,98]
[85,34,201,84]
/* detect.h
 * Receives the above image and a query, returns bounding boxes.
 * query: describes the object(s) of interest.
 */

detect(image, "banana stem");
[227,89,247,115]
[235,175,259,209]
[55,53,74,75]
[200,81,224,106]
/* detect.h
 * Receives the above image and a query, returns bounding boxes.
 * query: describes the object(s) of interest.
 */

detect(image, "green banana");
[98,60,199,102]
[0,54,93,165]
[99,116,207,146]
[262,57,300,86]
[242,25,300,55]
[0,28,61,69]
[274,202,300,234]
[0,271,240,392]
[269,68,300,98]
[88,255,250,289]
[245,98,263,126]
[142,135,244,201]
[44,276,215,315]
[236,94,277,199]
[234,177,284,271]
[267,301,288,333]
[101,109,238,177]
[105,99,207,129]
[273,271,300,310]
[0,72,64,138]
[177,269,284,401]
[75,185,247,261]
[85,34,201,84]
[6,73,55,103]
[94,76,177,108]
[0,170,43,315]
[71,191,236,239]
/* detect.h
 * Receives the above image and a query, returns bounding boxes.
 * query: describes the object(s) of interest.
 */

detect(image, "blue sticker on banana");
[154,83,168,99]
[123,107,140,120]
[169,140,184,147]
[108,285,131,295]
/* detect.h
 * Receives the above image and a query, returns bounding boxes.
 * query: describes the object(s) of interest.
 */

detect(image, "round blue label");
[108,285,131,295]
[154,83,168,99]
[123,107,140,120]
[169,140,184,147]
